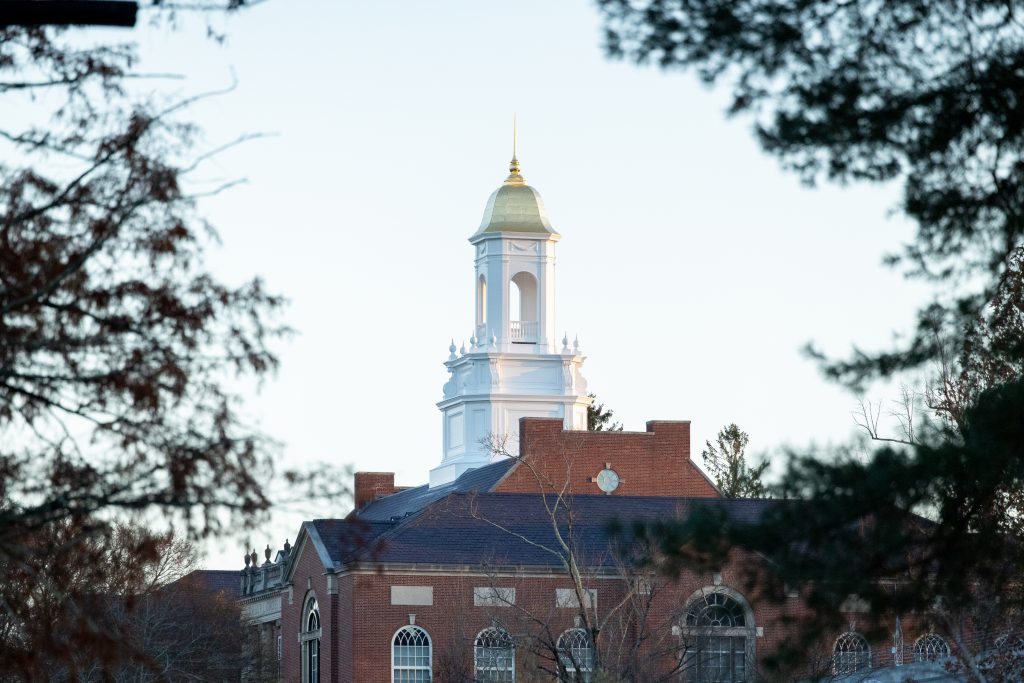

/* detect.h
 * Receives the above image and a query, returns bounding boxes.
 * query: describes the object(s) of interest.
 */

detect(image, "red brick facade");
[273,548,935,682]
[281,538,332,683]
[354,472,401,510]
[246,417,946,682]
[495,418,719,498]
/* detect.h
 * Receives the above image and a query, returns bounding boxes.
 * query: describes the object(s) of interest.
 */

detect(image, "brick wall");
[336,575,354,683]
[354,472,399,510]
[494,418,719,498]
[278,545,949,682]
[273,417,947,682]
[281,537,331,683]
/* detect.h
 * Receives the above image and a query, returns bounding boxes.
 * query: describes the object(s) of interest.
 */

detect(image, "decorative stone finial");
[489,334,497,348]
[562,333,570,353]
[573,335,580,353]
[469,332,477,349]
[250,548,258,566]
[264,544,272,563]
[244,551,251,568]
[460,341,467,355]
[448,339,457,361]
[283,538,291,554]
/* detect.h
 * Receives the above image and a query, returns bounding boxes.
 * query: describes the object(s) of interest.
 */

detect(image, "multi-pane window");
[685,593,747,629]
[303,597,321,683]
[557,628,595,682]
[995,634,1024,656]
[684,591,752,682]
[694,636,746,682]
[475,627,515,682]
[833,632,870,675]
[913,634,950,662]
[393,625,432,683]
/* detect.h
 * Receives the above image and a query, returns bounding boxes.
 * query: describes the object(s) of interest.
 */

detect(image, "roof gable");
[357,458,515,522]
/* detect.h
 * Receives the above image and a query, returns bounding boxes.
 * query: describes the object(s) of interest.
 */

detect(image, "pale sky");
[84,1,931,567]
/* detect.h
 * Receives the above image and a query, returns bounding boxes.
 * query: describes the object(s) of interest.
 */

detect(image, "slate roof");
[356,458,516,522]
[171,569,241,598]
[320,493,787,568]
[309,518,395,565]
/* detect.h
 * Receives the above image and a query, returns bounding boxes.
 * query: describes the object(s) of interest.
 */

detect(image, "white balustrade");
[509,320,539,343]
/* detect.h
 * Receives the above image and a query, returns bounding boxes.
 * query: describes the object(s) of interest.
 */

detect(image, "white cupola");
[430,149,592,487]
[471,153,558,353]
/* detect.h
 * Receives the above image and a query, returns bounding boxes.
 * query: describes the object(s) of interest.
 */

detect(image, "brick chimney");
[353,472,398,510]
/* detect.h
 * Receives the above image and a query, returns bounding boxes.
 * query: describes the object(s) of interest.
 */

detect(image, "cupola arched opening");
[509,271,538,343]
[477,275,487,328]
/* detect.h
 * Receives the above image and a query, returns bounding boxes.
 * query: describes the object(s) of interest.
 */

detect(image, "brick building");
[238,151,956,682]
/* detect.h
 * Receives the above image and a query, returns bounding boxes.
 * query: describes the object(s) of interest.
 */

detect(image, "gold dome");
[474,156,558,237]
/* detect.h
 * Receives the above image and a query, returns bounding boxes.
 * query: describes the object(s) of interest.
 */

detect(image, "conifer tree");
[598,0,1024,386]
[700,424,769,498]
[587,393,623,431]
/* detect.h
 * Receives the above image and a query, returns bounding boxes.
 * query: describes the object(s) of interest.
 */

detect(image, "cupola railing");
[509,320,538,343]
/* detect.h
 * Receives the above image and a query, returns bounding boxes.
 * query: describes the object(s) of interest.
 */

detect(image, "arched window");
[995,634,1024,656]
[477,275,487,327]
[913,633,950,662]
[509,271,538,343]
[833,632,870,674]
[684,590,754,682]
[557,628,594,682]
[302,596,321,683]
[392,625,431,682]
[475,626,514,682]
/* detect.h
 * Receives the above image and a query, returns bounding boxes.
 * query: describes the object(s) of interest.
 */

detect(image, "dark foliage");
[586,393,623,432]
[615,250,1024,677]
[619,382,1024,676]
[700,423,769,498]
[0,18,340,678]
[599,0,1024,387]
[9,524,244,682]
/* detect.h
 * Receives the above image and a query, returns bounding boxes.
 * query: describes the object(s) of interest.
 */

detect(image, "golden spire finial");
[505,113,524,185]
[513,113,517,161]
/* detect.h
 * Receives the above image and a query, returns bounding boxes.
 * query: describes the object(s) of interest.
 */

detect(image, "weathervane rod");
[513,113,517,161]
[505,114,523,182]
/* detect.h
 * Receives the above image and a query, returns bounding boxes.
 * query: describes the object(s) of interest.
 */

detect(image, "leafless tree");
[0,14,346,679]
[469,434,702,682]
[3,524,243,682]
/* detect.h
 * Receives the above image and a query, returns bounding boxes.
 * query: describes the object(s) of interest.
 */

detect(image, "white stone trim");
[391,585,433,606]
[474,586,515,607]
[556,588,596,609]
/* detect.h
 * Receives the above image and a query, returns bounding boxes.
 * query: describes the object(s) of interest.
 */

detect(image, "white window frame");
[833,631,870,675]
[392,624,432,682]
[557,628,594,682]
[912,633,950,662]
[474,626,515,682]
[301,596,321,683]
[682,587,756,683]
